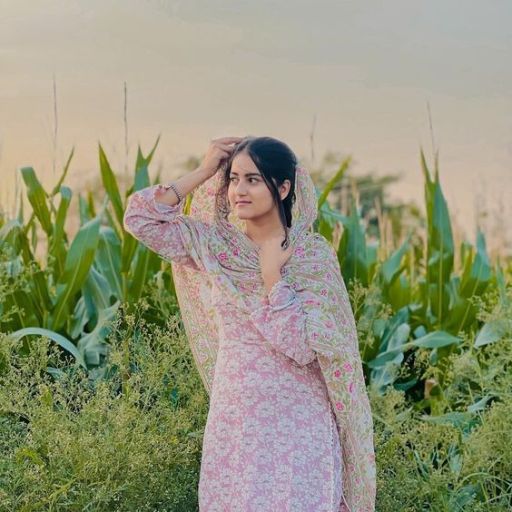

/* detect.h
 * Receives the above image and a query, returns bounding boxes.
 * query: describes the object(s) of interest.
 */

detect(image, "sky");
[1,0,511,249]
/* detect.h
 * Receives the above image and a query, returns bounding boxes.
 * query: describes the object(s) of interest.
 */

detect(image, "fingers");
[216,143,236,152]
[216,141,240,161]
[211,136,244,145]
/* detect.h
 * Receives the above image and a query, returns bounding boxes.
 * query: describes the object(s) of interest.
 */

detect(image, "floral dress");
[123,185,345,512]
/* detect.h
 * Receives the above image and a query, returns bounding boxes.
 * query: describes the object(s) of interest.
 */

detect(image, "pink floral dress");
[124,185,346,512]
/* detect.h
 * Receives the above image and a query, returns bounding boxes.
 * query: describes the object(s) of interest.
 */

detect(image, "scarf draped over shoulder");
[124,165,376,512]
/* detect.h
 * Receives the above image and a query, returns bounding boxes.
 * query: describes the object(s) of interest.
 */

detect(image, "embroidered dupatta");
[170,165,376,512]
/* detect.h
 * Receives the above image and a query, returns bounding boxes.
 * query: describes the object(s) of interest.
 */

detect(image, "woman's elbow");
[122,210,137,236]
[123,195,143,235]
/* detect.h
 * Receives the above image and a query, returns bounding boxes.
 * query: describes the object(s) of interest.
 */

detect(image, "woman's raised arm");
[123,173,212,271]
[123,137,243,270]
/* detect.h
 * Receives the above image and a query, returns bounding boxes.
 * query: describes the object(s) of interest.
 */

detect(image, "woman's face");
[227,152,289,220]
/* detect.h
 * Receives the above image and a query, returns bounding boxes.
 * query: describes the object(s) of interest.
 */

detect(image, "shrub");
[0,304,208,511]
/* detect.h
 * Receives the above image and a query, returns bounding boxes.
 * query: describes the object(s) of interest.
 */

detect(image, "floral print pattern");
[123,171,375,511]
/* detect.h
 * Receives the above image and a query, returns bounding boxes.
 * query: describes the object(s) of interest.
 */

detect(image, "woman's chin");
[233,208,251,218]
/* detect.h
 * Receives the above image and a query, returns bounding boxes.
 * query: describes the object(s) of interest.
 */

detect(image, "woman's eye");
[229,177,258,183]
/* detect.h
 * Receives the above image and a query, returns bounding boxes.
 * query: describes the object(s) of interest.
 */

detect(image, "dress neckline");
[223,218,300,256]
[223,221,260,254]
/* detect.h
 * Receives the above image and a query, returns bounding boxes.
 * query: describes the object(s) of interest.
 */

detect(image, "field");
[1,139,511,511]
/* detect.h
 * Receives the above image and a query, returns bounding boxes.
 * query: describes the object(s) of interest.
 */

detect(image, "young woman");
[123,136,376,512]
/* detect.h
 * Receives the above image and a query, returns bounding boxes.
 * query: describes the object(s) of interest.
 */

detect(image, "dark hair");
[216,136,298,249]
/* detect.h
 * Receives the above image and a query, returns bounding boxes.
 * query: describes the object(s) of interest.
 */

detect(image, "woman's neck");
[244,214,286,246]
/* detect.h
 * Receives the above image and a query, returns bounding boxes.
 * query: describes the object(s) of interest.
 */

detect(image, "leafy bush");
[372,289,512,511]
[0,302,208,511]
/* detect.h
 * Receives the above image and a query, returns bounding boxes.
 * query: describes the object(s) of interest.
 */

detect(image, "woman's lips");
[236,202,251,205]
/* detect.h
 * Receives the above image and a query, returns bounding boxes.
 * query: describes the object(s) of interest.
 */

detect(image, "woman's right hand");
[199,136,244,177]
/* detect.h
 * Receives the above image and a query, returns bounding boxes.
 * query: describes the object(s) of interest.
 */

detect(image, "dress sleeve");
[123,184,211,272]
[249,278,317,366]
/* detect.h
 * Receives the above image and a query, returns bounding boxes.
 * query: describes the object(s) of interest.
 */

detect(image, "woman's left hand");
[257,235,294,279]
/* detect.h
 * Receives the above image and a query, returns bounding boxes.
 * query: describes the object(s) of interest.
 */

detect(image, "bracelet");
[164,182,184,204]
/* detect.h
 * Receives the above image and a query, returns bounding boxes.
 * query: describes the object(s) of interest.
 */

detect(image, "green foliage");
[373,385,512,511]
[1,140,511,510]
[0,138,167,375]
[371,308,512,511]
[0,303,208,511]
[314,148,509,418]
[1,298,510,511]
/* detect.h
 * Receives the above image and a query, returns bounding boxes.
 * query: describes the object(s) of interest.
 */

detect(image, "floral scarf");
[170,165,376,512]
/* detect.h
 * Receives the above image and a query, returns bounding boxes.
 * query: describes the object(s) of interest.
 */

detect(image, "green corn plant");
[416,150,495,397]
[306,147,502,408]
[316,156,351,242]
[336,198,379,288]
[2,162,111,368]
[420,148,455,331]
[365,149,500,415]
[1,136,171,373]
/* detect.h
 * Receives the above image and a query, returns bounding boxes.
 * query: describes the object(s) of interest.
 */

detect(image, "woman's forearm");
[155,165,213,206]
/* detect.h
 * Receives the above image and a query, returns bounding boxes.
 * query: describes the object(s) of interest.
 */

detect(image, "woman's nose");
[236,182,248,194]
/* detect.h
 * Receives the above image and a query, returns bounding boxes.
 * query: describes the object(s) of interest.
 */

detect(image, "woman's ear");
[279,179,291,201]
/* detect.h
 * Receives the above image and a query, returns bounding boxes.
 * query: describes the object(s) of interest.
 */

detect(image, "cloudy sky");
[1,0,511,244]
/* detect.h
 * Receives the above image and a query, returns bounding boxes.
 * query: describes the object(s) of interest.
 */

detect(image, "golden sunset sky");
[1,1,511,246]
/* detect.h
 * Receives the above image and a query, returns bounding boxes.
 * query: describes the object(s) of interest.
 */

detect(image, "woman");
[123,136,376,512]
